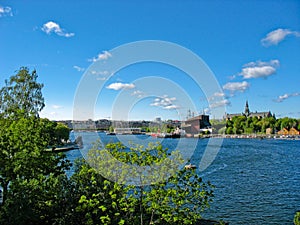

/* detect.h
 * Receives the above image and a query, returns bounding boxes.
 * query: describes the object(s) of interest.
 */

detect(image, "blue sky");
[0,0,299,121]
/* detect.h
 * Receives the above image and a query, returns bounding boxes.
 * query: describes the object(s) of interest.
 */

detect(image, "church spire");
[245,100,250,116]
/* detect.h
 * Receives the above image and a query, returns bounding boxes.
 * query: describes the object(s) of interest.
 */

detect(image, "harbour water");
[67,132,300,224]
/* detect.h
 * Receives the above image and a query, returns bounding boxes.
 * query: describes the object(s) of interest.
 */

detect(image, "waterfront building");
[226,101,273,120]
[266,127,274,135]
[114,127,142,134]
[181,115,211,135]
[278,127,300,136]
[289,127,300,135]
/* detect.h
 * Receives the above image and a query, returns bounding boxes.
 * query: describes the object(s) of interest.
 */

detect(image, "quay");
[44,144,80,153]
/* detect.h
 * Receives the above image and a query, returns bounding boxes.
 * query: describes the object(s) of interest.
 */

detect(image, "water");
[66,132,300,224]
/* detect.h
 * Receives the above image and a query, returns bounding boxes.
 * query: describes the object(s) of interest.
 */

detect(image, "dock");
[44,144,80,153]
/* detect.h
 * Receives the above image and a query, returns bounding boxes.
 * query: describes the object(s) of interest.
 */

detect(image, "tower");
[244,100,250,116]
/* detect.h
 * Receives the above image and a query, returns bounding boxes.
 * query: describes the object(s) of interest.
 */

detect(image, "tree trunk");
[140,186,144,225]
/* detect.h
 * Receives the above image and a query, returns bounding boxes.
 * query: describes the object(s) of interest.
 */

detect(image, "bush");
[294,211,300,225]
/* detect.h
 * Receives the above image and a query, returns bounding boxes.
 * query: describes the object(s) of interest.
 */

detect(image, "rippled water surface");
[67,132,300,224]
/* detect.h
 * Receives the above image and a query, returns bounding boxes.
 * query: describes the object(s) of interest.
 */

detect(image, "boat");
[151,127,185,139]
[184,164,197,170]
[45,144,80,153]
[164,133,181,138]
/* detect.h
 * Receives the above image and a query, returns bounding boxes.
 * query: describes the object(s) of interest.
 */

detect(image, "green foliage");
[0,68,215,224]
[277,117,298,130]
[54,122,70,144]
[294,211,300,225]
[218,126,226,134]
[109,126,114,133]
[0,68,71,224]
[40,119,70,146]
[210,119,226,134]
[225,127,233,134]
[0,173,71,225]
[72,141,214,225]
[225,115,300,135]
[0,67,44,118]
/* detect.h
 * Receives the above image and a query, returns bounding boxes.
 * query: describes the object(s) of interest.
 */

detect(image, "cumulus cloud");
[203,108,211,115]
[42,21,74,37]
[0,5,12,17]
[89,51,112,62]
[131,90,144,98]
[209,99,231,108]
[261,28,300,46]
[239,60,279,79]
[52,105,63,109]
[223,81,250,93]
[89,70,112,81]
[73,66,85,72]
[275,92,300,102]
[106,82,135,90]
[213,92,225,97]
[92,70,110,76]
[150,95,179,110]
[208,91,226,101]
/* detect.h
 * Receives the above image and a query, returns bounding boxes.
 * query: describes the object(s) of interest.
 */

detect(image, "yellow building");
[277,128,289,135]
[289,127,300,135]
[277,127,300,135]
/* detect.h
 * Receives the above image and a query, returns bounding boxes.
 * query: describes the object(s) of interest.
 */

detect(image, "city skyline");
[1,1,299,120]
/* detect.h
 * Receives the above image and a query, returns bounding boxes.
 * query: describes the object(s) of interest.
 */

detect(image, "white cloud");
[150,95,179,110]
[164,105,179,109]
[208,91,226,101]
[203,108,211,115]
[261,28,300,46]
[223,81,250,93]
[275,92,300,102]
[209,99,231,108]
[131,90,144,98]
[89,70,111,81]
[89,51,112,62]
[52,105,63,109]
[239,60,279,79]
[96,77,107,81]
[42,21,74,37]
[106,82,135,90]
[90,70,111,76]
[73,66,85,72]
[0,6,12,17]
[213,92,225,97]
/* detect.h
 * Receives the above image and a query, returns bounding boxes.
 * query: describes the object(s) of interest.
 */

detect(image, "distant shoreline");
[71,130,300,140]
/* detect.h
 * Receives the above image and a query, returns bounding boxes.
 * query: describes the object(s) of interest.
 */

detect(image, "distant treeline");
[225,116,300,135]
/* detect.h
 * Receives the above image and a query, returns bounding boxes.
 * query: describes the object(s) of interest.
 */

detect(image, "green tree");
[250,116,261,133]
[226,127,233,134]
[0,68,70,224]
[72,141,214,225]
[0,67,44,118]
[54,122,70,144]
[232,116,246,134]
[275,118,282,132]
[109,126,114,133]
[280,117,298,130]
[294,211,300,225]
[244,127,254,134]
[218,126,226,134]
